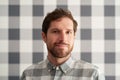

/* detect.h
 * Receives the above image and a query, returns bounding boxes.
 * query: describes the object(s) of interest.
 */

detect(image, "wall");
[0,0,120,80]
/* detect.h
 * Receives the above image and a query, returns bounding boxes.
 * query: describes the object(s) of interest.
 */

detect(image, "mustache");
[55,41,69,46]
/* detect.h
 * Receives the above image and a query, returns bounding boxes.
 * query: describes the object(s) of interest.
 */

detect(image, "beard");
[47,42,73,58]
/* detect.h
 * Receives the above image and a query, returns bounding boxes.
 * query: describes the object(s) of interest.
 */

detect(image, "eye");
[66,31,72,34]
[52,30,59,33]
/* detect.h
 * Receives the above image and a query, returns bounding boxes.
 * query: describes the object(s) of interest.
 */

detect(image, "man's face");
[42,17,75,58]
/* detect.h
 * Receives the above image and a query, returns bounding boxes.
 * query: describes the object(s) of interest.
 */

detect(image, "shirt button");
[64,71,67,73]
[53,67,56,69]
[56,67,59,70]
[48,69,51,72]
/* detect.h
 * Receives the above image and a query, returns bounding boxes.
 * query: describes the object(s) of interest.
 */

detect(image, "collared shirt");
[21,57,105,80]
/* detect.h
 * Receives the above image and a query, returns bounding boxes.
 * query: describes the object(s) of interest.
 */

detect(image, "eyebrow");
[50,28,73,31]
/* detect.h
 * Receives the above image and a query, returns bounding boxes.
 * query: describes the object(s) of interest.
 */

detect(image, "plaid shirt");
[21,57,105,80]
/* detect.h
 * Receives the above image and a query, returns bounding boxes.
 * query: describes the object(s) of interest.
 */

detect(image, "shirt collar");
[46,57,75,74]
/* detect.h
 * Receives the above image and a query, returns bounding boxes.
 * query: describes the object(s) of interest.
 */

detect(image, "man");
[21,8,104,80]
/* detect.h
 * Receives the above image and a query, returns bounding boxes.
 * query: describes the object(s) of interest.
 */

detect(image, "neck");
[48,54,71,66]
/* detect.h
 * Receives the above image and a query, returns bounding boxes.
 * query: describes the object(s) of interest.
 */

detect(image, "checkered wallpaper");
[0,0,120,80]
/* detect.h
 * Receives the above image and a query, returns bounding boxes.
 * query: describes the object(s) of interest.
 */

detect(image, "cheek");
[48,35,59,41]
[46,36,57,45]
[68,37,74,42]
[69,39,75,47]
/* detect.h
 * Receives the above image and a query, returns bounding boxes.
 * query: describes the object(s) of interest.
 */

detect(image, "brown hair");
[42,8,78,34]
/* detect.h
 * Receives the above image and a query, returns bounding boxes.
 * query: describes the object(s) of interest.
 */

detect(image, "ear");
[41,32,47,43]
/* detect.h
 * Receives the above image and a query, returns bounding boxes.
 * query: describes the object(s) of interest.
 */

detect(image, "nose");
[59,32,67,41]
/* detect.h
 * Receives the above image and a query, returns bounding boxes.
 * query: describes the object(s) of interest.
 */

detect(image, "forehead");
[49,17,74,30]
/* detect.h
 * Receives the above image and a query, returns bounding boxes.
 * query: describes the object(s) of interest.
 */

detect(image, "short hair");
[42,8,78,34]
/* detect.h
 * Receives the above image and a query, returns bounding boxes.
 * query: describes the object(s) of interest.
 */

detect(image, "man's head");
[42,8,78,59]
[42,8,77,34]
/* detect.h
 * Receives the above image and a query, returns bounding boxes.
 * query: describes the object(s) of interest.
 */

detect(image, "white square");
[44,0,56,5]
[105,64,115,76]
[116,6,120,16]
[116,64,120,76]
[44,6,56,15]
[0,17,8,28]
[0,0,8,5]
[0,64,8,76]
[92,17,104,29]
[20,40,33,52]
[20,0,32,5]
[20,29,32,40]
[105,40,115,52]
[115,0,120,5]
[68,6,80,16]
[92,29,104,40]
[92,0,104,5]
[92,40,104,52]
[116,29,120,40]
[20,53,32,63]
[72,40,80,53]
[116,53,120,63]
[81,17,91,29]
[33,17,43,29]
[116,40,120,52]
[115,17,120,29]
[0,40,8,52]
[92,6,104,16]
[20,5,32,16]
[92,52,104,63]
[20,17,32,29]
[68,0,80,5]
[81,40,91,52]
[75,28,80,40]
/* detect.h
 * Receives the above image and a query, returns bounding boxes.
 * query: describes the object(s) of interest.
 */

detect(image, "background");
[0,0,120,80]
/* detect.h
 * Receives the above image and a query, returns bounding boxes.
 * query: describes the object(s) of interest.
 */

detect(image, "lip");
[55,44,68,48]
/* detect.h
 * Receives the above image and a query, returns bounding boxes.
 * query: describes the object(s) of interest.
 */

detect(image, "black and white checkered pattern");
[0,0,120,80]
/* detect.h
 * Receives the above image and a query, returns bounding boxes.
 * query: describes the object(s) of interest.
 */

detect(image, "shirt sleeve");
[94,68,105,80]
[20,71,26,80]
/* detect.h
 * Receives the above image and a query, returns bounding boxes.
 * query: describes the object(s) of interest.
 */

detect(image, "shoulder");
[73,59,99,70]
[73,59,105,79]
[73,59,102,76]
[21,60,47,79]
[23,60,47,74]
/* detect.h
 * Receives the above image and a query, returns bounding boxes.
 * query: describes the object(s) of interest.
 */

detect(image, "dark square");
[33,52,43,63]
[33,5,43,16]
[9,29,19,40]
[9,52,19,64]
[81,29,91,40]
[33,29,42,40]
[105,76,115,80]
[105,52,115,63]
[81,52,91,63]
[81,5,91,16]
[104,6,115,16]
[9,76,19,80]
[105,29,115,40]
[9,5,19,16]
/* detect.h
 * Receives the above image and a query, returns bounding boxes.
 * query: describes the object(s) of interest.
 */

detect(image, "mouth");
[55,43,68,48]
